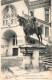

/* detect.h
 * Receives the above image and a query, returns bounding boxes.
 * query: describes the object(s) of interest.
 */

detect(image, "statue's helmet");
[30,11,34,17]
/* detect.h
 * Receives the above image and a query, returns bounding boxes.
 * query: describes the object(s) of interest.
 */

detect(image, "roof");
[1,0,51,8]
[24,0,51,9]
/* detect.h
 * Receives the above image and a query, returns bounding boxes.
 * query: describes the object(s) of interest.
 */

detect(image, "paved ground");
[1,57,23,70]
[1,66,52,80]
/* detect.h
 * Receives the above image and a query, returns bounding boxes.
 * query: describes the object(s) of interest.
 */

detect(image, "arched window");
[13,35,17,45]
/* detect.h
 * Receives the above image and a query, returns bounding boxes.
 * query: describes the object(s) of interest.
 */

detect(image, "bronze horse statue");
[17,15,42,44]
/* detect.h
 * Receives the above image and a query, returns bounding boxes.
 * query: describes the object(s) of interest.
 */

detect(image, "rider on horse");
[30,11,42,44]
[16,13,42,44]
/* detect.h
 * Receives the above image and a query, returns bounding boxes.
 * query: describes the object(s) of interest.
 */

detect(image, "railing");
[36,18,50,26]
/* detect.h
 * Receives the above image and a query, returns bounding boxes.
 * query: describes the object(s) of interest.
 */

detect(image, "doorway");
[13,48,18,56]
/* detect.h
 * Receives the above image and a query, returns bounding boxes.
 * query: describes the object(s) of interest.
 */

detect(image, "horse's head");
[15,14,20,20]
[17,15,20,20]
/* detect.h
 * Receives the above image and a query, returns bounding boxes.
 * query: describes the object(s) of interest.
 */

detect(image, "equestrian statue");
[16,14,42,44]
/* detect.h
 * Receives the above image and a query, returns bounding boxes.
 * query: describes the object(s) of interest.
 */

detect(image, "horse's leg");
[40,35,42,44]
[37,34,40,44]
[39,35,41,44]
[39,34,42,44]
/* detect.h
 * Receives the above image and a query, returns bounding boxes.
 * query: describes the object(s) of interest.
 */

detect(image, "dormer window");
[2,4,17,26]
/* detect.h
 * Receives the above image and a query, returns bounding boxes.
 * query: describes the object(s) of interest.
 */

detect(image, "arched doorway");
[2,29,18,56]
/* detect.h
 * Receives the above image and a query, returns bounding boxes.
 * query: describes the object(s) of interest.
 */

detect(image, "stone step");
[44,55,52,57]
[43,57,52,60]
[43,61,52,64]
[43,59,52,62]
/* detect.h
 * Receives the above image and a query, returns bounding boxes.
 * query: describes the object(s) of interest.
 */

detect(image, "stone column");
[18,47,20,56]
[18,47,24,57]
[32,50,39,72]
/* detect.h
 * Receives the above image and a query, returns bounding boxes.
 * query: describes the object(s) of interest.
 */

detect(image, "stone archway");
[2,29,17,56]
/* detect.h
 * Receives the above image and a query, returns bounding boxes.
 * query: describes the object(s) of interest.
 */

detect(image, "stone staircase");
[42,52,52,71]
[39,45,52,71]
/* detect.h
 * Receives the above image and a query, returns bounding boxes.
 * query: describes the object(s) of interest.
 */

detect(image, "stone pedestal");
[21,55,31,69]
[20,44,45,71]
[21,50,39,71]
[32,50,39,72]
